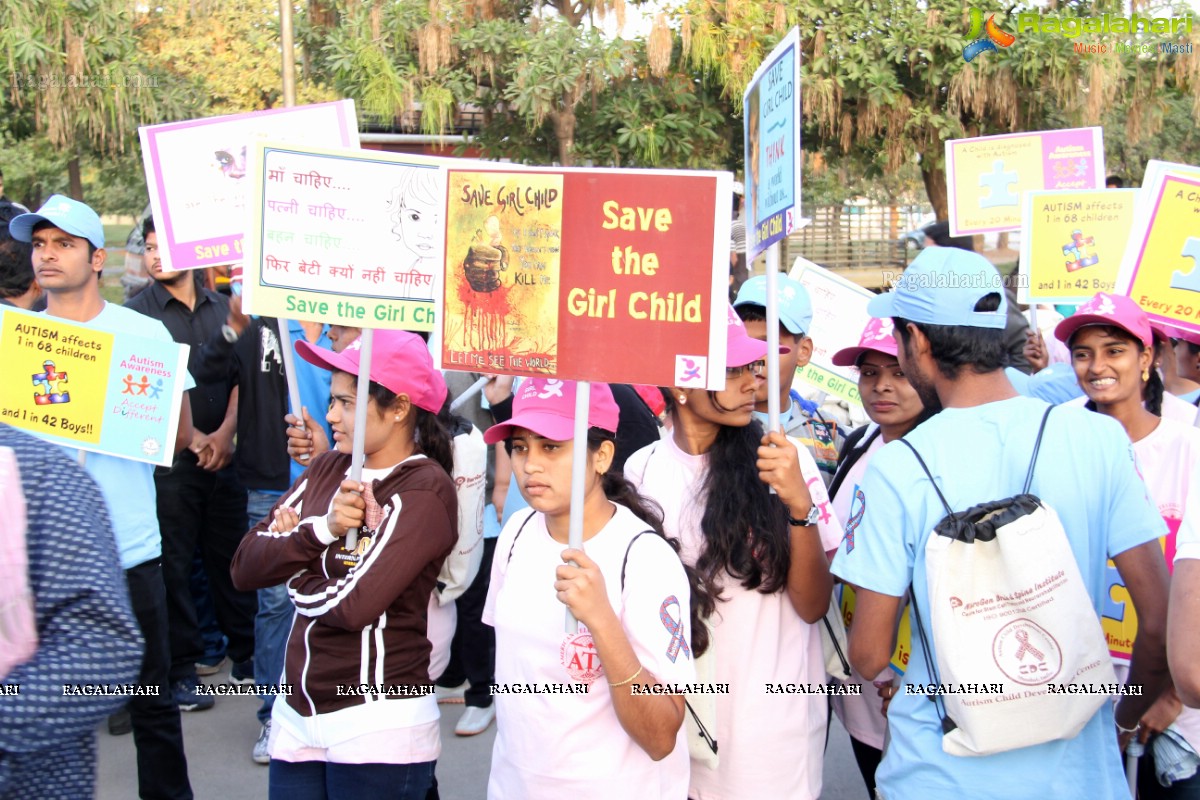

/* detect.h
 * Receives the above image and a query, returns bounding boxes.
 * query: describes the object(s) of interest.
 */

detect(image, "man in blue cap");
[829,246,1171,800]
[734,273,845,486]
[9,195,196,799]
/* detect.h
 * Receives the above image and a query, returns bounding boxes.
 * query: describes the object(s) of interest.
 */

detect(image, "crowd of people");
[0,186,1198,800]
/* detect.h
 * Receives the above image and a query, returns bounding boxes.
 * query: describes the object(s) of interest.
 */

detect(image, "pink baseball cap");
[1054,292,1153,349]
[1154,321,1200,347]
[295,330,447,413]
[726,303,789,367]
[483,379,620,444]
[832,317,899,367]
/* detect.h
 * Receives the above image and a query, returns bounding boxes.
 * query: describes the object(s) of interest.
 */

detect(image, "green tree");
[309,0,735,169]
[679,0,1200,217]
[0,0,191,202]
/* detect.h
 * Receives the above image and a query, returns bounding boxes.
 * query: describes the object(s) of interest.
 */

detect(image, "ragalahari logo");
[963,8,1016,61]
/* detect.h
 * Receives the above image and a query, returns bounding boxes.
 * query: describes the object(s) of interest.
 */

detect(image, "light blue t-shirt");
[831,395,1165,800]
[1005,365,1085,405]
[286,321,333,483]
[50,302,195,570]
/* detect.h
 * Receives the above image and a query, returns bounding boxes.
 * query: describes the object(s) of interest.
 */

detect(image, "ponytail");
[415,407,455,475]
[588,427,713,657]
[1144,367,1164,417]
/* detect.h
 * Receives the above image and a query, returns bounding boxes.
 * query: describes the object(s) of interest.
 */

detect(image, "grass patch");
[100,276,126,305]
[103,223,132,249]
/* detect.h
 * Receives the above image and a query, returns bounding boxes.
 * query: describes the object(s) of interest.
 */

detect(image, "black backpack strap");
[618,530,655,592]
[619,528,718,756]
[1022,406,1054,494]
[898,439,956,521]
[504,510,538,565]
[829,425,881,501]
[908,590,957,735]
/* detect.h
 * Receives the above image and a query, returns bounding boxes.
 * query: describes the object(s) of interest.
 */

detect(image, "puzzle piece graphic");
[1063,229,1100,272]
[978,159,1019,208]
[1170,237,1200,294]
[1053,160,1074,180]
[32,362,70,405]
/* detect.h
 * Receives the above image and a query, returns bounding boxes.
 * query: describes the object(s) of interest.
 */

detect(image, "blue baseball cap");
[867,247,1007,330]
[9,194,106,251]
[733,274,814,335]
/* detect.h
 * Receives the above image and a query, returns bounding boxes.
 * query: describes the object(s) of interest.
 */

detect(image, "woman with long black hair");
[1057,293,1200,799]
[231,330,458,800]
[625,307,841,800]
[483,378,710,799]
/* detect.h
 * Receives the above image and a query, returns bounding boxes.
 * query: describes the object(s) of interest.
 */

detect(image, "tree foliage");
[677,0,1200,216]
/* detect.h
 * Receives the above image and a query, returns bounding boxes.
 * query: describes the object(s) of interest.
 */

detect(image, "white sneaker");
[252,721,271,764]
[436,683,466,704]
[455,704,495,736]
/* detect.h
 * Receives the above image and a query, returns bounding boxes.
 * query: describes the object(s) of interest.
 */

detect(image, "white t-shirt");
[1178,463,1200,563]
[1128,417,1200,754]
[829,427,892,750]
[625,434,843,800]
[483,503,696,800]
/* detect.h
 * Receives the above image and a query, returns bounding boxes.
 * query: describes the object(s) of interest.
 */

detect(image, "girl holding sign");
[482,378,709,799]
[230,330,457,800]
[1056,293,1200,798]
[826,317,932,798]
[624,307,841,800]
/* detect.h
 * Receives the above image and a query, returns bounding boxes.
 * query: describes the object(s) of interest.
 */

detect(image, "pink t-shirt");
[625,434,843,800]
[483,503,696,799]
[829,427,893,750]
[1129,416,1200,754]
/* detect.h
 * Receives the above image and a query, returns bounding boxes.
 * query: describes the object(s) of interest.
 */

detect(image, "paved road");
[99,663,869,799]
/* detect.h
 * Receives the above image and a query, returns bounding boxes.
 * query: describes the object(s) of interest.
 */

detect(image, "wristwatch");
[789,504,821,527]
[221,324,239,343]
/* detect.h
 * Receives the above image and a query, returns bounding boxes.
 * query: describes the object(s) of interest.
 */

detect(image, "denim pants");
[247,488,291,726]
[269,760,435,800]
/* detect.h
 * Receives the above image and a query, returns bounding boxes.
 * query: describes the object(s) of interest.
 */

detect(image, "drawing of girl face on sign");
[214,145,247,180]
[388,168,441,268]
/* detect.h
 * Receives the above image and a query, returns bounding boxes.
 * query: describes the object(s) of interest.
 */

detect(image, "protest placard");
[788,257,872,406]
[1102,525,1181,665]
[1115,170,1200,335]
[1018,188,1136,304]
[439,167,732,389]
[946,127,1105,237]
[838,585,913,675]
[139,100,358,272]
[0,308,188,466]
[241,141,446,331]
[743,27,801,261]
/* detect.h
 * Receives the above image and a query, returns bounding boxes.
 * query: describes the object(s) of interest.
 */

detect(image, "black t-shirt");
[125,279,234,434]
[192,317,290,492]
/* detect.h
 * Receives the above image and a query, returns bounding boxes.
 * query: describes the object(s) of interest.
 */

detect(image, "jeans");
[268,759,435,800]
[248,488,291,725]
[158,458,255,681]
[436,537,496,708]
[126,559,194,799]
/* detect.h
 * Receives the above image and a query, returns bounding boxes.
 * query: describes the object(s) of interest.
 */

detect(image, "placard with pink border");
[138,100,357,272]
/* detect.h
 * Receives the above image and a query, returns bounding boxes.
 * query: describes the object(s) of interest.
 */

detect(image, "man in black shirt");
[126,219,256,710]
[191,286,293,762]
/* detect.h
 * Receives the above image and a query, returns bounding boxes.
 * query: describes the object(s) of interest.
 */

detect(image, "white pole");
[565,380,591,632]
[765,243,781,434]
[1125,739,1142,798]
[344,327,375,553]
[278,319,304,427]
[449,375,489,413]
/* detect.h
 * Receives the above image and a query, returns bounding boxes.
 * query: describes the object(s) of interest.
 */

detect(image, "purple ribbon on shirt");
[659,596,691,663]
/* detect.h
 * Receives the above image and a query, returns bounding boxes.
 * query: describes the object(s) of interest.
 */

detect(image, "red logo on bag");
[992,618,1063,686]
[560,628,604,683]
[949,596,963,610]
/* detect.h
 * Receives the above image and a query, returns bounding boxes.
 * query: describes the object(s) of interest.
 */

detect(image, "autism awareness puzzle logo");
[963,8,1016,61]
